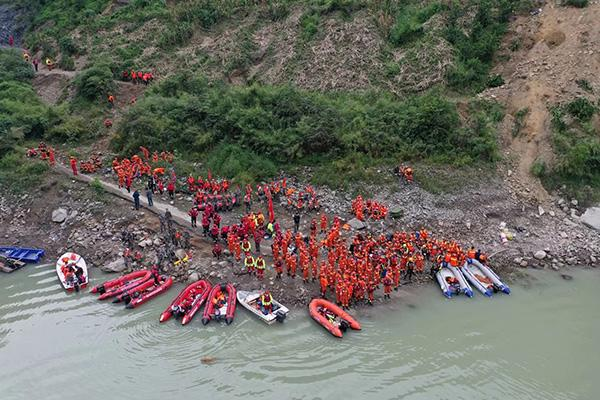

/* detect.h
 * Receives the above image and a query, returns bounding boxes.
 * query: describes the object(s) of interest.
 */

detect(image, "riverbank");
[1,162,598,307]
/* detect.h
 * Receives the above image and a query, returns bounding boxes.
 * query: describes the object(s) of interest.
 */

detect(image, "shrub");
[58,55,76,71]
[531,159,546,177]
[0,151,49,192]
[575,79,593,93]
[565,0,588,8]
[58,36,78,56]
[74,65,116,100]
[300,11,320,40]
[487,74,505,88]
[566,97,596,122]
[0,49,34,82]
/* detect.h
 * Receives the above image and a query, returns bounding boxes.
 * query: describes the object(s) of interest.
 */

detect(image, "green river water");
[0,265,598,400]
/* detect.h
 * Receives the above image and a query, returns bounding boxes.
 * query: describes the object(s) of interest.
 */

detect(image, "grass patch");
[0,151,49,193]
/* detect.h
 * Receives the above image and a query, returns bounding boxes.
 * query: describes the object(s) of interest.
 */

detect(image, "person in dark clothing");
[146,187,153,207]
[133,189,140,210]
[151,264,160,285]
[293,213,300,233]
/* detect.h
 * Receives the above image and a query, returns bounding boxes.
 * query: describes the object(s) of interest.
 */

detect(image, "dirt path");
[481,3,600,203]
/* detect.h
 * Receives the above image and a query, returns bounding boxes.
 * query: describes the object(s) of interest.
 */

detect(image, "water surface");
[0,265,597,400]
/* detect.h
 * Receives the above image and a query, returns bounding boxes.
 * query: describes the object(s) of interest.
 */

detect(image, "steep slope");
[481,2,600,202]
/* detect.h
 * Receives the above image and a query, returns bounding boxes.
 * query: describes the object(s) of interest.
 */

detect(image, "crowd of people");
[26,142,56,166]
[97,147,486,307]
[121,70,154,85]
[351,195,388,221]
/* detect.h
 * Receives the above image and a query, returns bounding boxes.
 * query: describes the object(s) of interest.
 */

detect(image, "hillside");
[1,0,598,202]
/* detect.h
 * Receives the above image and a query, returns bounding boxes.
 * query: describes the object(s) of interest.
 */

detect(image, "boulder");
[174,249,187,259]
[581,207,600,232]
[52,208,68,223]
[538,206,545,216]
[390,206,403,218]
[187,272,199,282]
[347,218,366,230]
[533,250,547,260]
[100,258,127,273]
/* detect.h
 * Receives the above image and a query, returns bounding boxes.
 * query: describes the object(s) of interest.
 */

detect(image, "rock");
[174,249,187,259]
[560,274,573,281]
[465,221,472,230]
[347,218,366,230]
[153,239,162,246]
[100,258,127,273]
[513,257,523,264]
[571,199,578,206]
[520,260,529,268]
[389,206,403,218]
[591,255,597,263]
[538,206,545,216]
[549,211,555,217]
[51,208,68,223]
[560,231,568,238]
[551,265,559,271]
[218,261,229,267]
[581,207,600,232]
[534,250,547,260]
[507,169,512,177]
[187,272,199,282]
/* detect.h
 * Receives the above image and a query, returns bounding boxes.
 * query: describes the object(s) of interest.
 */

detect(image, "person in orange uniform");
[70,156,78,176]
[255,256,266,279]
[382,273,393,299]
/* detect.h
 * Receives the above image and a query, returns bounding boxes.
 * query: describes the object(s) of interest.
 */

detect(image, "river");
[0,265,598,400]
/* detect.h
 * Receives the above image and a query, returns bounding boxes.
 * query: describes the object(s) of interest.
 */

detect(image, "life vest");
[255,258,266,269]
[260,294,272,307]
[244,257,255,268]
[467,249,476,259]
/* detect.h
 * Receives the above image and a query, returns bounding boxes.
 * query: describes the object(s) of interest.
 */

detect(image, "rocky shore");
[1,166,598,306]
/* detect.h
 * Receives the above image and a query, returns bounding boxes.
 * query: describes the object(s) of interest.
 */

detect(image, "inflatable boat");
[309,298,361,338]
[237,290,289,325]
[95,270,152,299]
[112,278,156,303]
[435,265,473,298]
[160,280,212,324]
[461,260,510,296]
[202,283,236,325]
[125,275,173,309]
[56,252,88,292]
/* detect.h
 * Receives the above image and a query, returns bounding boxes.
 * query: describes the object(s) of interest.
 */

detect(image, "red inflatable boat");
[125,275,173,309]
[202,283,236,325]
[309,298,361,338]
[94,270,152,299]
[113,278,156,303]
[160,280,212,324]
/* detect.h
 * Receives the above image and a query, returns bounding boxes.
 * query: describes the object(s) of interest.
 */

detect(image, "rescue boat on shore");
[56,252,88,292]
[308,298,361,338]
[202,283,236,325]
[461,260,510,296]
[435,265,473,298]
[94,270,152,299]
[237,290,289,325]
[160,280,212,324]
[124,275,173,309]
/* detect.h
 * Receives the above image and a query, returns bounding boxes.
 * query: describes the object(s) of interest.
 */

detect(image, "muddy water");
[0,265,598,400]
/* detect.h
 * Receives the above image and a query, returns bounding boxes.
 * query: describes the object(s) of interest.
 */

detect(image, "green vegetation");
[512,107,529,137]
[575,79,594,93]
[0,151,49,192]
[542,100,600,204]
[89,177,106,199]
[564,0,588,8]
[112,74,500,185]
[74,65,116,100]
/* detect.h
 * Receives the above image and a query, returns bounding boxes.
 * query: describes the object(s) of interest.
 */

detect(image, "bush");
[0,49,34,82]
[300,11,320,41]
[389,3,442,46]
[565,0,588,8]
[58,55,76,71]
[566,97,596,122]
[74,65,116,100]
[58,36,78,56]
[531,159,546,177]
[112,74,499,183]
[0,151,49,192]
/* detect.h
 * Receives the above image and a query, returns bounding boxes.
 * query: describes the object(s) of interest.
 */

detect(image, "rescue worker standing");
[132,189,140,210]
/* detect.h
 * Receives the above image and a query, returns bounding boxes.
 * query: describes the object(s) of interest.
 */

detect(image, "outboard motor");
[275,310,286,323]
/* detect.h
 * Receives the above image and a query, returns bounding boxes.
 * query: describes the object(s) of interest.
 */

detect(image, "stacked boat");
[435,261,510,299]
[91,269,172,308]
